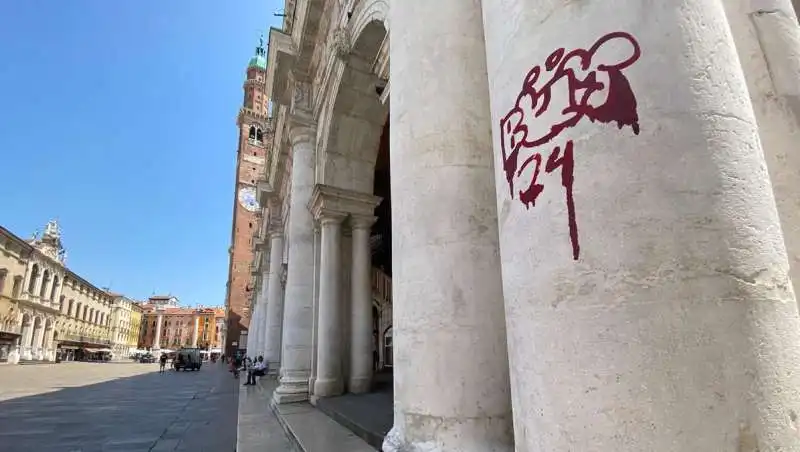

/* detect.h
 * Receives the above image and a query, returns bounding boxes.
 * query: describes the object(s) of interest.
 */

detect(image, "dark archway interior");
[371,119,391,276]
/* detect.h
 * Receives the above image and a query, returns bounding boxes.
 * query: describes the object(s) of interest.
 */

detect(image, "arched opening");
[50,275,59,301]
[39,270,50,299]
[248,125,256,140]
[27,264,39,294]
[383,326,393,368]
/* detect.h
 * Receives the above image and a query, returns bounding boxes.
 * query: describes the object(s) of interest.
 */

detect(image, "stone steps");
[18,359,53,365]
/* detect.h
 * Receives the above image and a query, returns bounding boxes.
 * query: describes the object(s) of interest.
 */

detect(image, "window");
[68,299,74,316]
[59,295,65,312]
[0,269,6,295]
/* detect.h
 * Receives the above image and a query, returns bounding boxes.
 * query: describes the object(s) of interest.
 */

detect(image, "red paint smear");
[499,31,641,260]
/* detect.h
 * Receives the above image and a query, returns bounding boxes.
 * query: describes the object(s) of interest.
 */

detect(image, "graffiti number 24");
[500,31,642,260]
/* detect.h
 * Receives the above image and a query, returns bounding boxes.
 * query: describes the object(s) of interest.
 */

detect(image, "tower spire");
[247,33,267,70]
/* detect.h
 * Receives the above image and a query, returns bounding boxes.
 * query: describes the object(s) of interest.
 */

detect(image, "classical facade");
[138,298,223,351]
[107,294,142,357]
[244,1,800,451]
[222,36,273,357]
[0,221,114,363]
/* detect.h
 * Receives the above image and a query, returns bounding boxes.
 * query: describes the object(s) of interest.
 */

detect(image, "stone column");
[32,323,44,360]
[264,231,285,372]
[384,1,514,450]
[20,318,33,360]
[192,315,199,348]
[21,264,32,296]
[258,262,271,358]
[313,213,345,397]
[32,273,43,300]
[481,1,800,450]
[272,114,317,405]
[44,324,55,361]
[309,225,321,393]
[349,215,376,394]
[54,280,63,310]
[720,0,800,296]
[153,313,163,350]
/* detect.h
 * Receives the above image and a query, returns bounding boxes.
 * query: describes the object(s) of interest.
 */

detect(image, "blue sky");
[0,1,283,305]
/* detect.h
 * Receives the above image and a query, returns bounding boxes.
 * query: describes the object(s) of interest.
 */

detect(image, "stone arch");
[383,325,393,367]
[349,0,389,37]
[317,19,389,192]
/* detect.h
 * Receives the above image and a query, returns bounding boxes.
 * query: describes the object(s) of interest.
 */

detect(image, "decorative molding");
[329,27,351,61]
[307,184,382,222]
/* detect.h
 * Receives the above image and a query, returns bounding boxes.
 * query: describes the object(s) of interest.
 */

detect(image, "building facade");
[222,36,273,357]
[243,1,800,451]
[108,294,141,357]
[138,298,224,351]
[0,221,114,363]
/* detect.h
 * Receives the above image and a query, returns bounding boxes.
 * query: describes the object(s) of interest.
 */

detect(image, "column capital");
[318,212,347,226]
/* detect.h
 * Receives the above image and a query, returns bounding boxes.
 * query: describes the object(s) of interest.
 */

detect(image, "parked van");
[174,348,202,371]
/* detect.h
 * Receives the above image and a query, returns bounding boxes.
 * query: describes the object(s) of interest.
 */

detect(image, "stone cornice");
[307,184,382,222]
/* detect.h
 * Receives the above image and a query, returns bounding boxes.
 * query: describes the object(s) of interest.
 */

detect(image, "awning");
[85,348,113,353]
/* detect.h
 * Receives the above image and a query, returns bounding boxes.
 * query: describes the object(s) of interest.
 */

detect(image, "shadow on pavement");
[0,362,239,452]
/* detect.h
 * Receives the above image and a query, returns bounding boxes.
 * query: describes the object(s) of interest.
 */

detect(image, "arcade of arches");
[244,0,800,450]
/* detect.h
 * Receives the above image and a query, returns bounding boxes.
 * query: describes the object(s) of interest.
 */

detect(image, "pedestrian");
[158,353,167,374]
[242,356,254,385]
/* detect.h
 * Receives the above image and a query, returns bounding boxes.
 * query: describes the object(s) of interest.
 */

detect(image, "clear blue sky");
[0,1,283,306]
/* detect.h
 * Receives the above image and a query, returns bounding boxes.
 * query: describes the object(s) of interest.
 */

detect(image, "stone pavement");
[0,361,239,452]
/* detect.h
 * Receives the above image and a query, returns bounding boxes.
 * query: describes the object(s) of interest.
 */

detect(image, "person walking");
[158,353,167,374]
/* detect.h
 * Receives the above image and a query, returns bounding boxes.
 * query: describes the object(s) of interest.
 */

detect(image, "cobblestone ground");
[0,361,239,452]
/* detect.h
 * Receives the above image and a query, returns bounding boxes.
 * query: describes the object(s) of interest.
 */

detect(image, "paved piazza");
[0,361,239,452]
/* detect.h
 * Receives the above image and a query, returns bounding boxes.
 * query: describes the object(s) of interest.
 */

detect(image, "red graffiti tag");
[500,31,642,260]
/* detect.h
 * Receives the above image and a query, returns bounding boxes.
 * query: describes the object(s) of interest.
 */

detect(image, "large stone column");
[349,215,376,394]
[264,231,285,372]
[720,0,800,296]
[312,213,345,397]
[20,318,33,360]
[258,261,271,358]
[272,112,317,405]
[153,313,163,350]
[384,1,514,450]
[191,315,199,348]
[481,1,800,450]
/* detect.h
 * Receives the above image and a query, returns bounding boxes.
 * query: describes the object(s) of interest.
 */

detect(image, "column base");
[383,414,514,452]
[7,349,19,364]
[272,375,310,404]
[20,347,31,361]
[267,360,280,375]
[348,376,373,394]
[313,377,343,398]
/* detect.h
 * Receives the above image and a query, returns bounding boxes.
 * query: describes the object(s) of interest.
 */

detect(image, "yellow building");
[108,294,142,357]
[129,303,142,353]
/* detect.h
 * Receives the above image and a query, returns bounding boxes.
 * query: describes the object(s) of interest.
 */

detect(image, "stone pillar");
[258,262,270,358]
[272,114,317,405]
[264,231,285,372]
[153,313,163,350]
[313,213,345,397]
[349,215,376,394]
[192,315,199,348]
[32,273,43,300]
[32,323,44,360]
[21,264,32,296]
[384,1,514,450]
[481,1,800,450]
[309,225,321,393]
[44,325,55,361]
[720,0,800,296]
[20,318,33,360]
[54,281,63,310]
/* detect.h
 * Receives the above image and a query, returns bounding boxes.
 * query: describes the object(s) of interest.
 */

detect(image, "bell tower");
[224,35,272,357]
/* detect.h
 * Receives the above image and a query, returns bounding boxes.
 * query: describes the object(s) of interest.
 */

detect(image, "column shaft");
[384,1,513,450]
[481,0,800,450]
[153,314,163,350]
[258,271,270,358]
[273,123,316,404]
[349,218,374,394]
[314,216,344,397]
[192,316,199,348]
[264,233,285,371]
